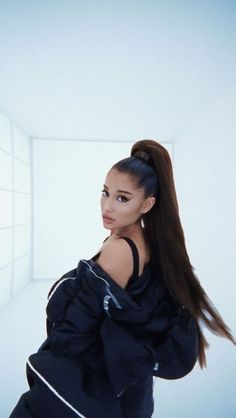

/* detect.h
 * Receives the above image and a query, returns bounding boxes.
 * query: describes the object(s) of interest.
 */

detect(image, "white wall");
[155,83,236,418]
[0,111,32,309]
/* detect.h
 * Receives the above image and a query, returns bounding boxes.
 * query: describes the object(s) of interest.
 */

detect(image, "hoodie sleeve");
[152,305,199,379]
[45,267,79,336]
[99,317,156,396]
[99,304,199,396]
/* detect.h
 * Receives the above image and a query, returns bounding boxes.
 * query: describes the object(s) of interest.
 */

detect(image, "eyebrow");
[103,184,133,195]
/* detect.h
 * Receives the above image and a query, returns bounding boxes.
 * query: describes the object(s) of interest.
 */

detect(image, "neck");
[110,222,142,239]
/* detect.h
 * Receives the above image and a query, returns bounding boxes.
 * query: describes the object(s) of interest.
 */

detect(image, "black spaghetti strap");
[120,236,139,279]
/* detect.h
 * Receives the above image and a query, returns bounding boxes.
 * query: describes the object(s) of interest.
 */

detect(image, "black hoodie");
[10,257,199,418]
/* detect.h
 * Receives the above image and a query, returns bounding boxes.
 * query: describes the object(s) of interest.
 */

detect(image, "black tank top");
[92,236,150,287]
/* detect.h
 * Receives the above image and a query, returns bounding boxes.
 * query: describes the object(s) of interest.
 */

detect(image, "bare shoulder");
[96,238,133,289]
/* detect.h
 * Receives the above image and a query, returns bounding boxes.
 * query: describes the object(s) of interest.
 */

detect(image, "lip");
[102,215,115,222]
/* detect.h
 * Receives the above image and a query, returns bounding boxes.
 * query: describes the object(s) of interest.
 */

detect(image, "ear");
[142,196,156,214]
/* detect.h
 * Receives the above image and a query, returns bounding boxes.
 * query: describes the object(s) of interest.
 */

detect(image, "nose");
[102,197,114,213]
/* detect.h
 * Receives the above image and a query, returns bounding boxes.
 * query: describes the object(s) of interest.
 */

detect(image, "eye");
[101,189,108,197]
[117,195,129,203]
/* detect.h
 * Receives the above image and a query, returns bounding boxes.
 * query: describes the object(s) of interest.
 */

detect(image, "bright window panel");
[14,193,31,225]
[14,225,31,259]
[14,159,31,194]
[13,124,31,164]
[0,265,12,308]
[12,255,31,295]
[0,150,12,189]
[0,229,12,268]
[0,190,13,227]
[0,112,12,153]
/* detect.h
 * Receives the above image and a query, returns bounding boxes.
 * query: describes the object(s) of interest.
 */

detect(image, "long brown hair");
[113,139,235,368]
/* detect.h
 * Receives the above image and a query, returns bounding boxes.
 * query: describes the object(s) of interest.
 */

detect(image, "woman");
[10,139,235,418]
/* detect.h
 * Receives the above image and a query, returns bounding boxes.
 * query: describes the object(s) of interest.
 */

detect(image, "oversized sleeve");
[45,267,79,336]
[41,263,107,372]
[99,303,199,396]
[152,305,199,379]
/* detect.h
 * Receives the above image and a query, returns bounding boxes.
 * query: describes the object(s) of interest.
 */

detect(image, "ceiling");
[0,0,235,140]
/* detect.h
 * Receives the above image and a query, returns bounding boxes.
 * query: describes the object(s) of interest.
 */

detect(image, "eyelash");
[101,189,129,203]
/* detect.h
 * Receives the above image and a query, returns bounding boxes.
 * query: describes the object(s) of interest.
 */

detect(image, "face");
[100,168,155,233]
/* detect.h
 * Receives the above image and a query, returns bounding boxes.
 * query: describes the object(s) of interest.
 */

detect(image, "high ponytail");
[113,139,235,368]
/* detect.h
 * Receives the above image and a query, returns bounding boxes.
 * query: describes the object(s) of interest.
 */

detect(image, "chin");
[103,224,113,230]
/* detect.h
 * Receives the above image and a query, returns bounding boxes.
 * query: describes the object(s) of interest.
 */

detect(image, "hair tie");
[133,149,159,195]
[133,150,154,168]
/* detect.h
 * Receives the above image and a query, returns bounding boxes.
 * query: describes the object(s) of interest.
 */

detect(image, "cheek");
[119,202,142,217]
